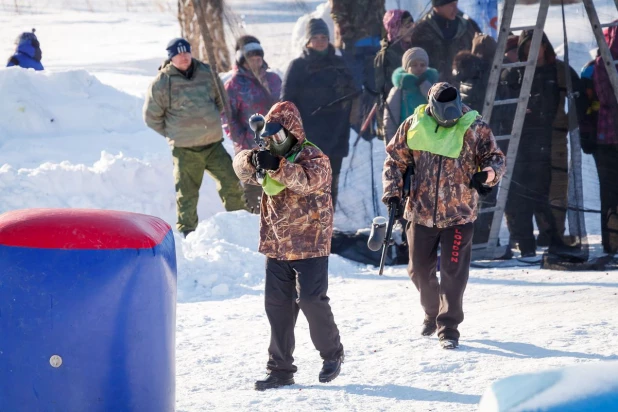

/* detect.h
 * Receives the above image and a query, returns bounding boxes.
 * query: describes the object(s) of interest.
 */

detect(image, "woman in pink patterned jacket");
[225,35,282,211]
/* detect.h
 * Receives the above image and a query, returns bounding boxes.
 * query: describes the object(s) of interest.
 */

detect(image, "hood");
[471,34,497,62]
[452,51,483,81]
[604,23,618,57]
[517,30,556,65]
[383,9,413,43]
[264,101,306,145]
[16,39,40,60]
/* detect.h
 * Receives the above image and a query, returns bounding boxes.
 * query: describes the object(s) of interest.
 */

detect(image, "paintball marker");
[248,113,266,184]
[367,165,414,275]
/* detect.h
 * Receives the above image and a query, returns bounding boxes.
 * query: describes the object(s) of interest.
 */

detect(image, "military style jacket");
[143,59,224,148]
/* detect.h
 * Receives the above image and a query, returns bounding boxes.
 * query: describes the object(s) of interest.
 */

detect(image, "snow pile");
[176,211,362,302]
[0,68,144,138]
[0,152,176,221]
[479,361,618,411]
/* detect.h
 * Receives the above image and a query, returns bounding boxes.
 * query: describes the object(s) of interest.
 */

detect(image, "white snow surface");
[1,1,618,411]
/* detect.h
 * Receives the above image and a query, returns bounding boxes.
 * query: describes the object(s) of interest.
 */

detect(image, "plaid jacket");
[593,24,618,145]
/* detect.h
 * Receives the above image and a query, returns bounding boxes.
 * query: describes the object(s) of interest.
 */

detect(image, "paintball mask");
[261,122,297,156]
[427,85,463,128]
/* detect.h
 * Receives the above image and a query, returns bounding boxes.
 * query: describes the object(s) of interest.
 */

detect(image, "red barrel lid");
[0,209,172,249]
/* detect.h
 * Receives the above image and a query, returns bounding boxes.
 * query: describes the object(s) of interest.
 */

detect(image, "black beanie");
[235,35,264,66]
[432,0,457,7]
[305,18,330,45]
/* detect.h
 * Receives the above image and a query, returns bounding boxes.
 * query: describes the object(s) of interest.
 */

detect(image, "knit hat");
[505,35,519,53]
[402,47,429,72]
[166,38,191,59]
[305,18,329,45]
[432,0,457,7]
[471,34,497,62]
[383,10,414,43]
[235,35,264,66]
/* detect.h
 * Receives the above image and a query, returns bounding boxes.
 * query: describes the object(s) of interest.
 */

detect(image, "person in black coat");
[281,18,358,210]
[502,31,586,257]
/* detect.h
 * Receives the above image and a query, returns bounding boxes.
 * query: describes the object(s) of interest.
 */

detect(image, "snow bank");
[176,211,362,302]
[479,361,618,411]
[0,151,176,221]
[0,68,144,139]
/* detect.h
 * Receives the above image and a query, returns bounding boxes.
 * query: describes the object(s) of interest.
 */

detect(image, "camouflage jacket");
[143,59,224,148]
[382,106,506,228]
[330,0,385,49]
[232,101,333,260]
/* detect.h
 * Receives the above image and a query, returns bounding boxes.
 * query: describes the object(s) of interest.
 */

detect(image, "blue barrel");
[0,209,177,412]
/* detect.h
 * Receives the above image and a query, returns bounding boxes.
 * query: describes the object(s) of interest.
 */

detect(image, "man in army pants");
[233,101,344,390]
[144,38,246,237]
[382,83,505,349]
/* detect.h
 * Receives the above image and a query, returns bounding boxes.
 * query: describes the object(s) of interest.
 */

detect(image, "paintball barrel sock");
[367,165,414,275]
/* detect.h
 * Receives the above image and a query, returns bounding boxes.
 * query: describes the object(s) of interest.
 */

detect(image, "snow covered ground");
[1,0,618,410]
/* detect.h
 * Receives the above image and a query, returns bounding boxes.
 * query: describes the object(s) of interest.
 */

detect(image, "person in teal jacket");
[383,47,439,144]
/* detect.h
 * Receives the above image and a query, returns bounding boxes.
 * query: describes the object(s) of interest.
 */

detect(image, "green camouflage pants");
[172,141,247,232]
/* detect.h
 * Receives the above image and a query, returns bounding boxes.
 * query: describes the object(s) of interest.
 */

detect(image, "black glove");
[470,171,492,196]
[387,197,403,219]
[254,150,280,171]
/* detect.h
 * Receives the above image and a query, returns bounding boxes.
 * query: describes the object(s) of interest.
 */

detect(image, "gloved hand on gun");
[387,196,404,219]
[469,167,495,196]
[252,150,281,171]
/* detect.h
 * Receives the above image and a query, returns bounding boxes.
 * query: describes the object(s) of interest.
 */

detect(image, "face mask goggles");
[427,86,463,128]
[261,122,288,144]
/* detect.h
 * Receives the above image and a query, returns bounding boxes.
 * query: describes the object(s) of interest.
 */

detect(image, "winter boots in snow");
[440,337,459,349]
[319,353,345,383]
[421,317,437,336]
[254,372,295,391]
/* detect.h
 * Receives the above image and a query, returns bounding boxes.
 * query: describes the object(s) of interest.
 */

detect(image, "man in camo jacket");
[143,38,246,237]
[233,101,344,390]
[382,82,505,349]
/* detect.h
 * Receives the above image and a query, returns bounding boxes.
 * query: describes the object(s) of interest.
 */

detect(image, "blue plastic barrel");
[0,209,177,412]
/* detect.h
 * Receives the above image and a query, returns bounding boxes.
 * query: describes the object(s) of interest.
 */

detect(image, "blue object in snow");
[0,209,177,412]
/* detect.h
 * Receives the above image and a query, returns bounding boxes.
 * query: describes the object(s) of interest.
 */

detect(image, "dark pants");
[407,223,473,341]
[330,156,343,211]
[265,256,343,374]
[505,153,559,254]
[594,144,618,254]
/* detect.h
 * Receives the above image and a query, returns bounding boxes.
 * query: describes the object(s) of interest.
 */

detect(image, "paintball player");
[382,82,505,349]
[232,101,344,390]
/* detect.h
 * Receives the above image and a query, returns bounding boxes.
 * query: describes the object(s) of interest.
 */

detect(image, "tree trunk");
[177,0,231,72]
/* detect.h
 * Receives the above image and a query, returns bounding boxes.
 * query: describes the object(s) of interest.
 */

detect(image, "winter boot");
[182,229,194,238]
[421,317,437,336]
[319,352,344,383]
[439,337,459,349]
[254,372,294,391]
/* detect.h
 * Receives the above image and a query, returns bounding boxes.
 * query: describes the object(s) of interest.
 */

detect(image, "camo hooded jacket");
[383,85,506,228]
[233,101,333,260]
